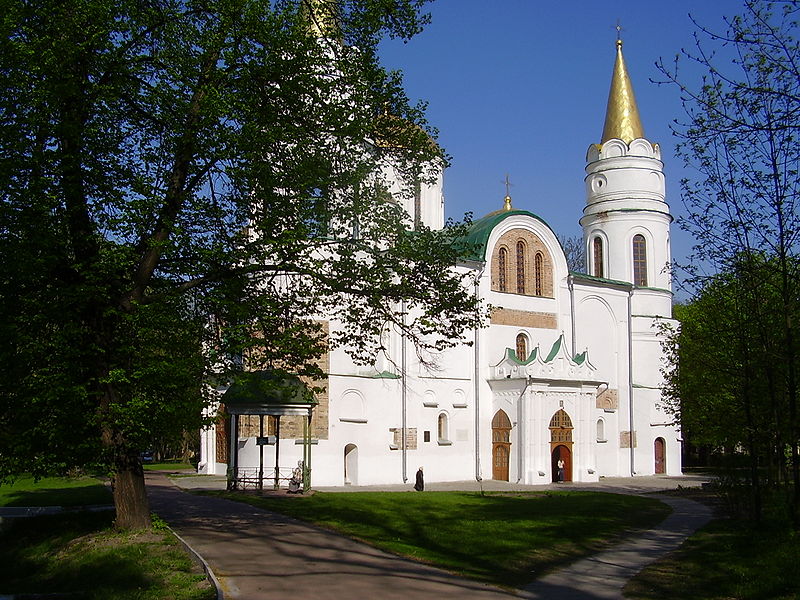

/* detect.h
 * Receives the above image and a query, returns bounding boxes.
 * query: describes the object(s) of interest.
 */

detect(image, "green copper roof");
[458,209,556,261]
[222,371,317,407]
[502,335,587,366]
[503,345,539,365]
[544,335,564,362]
[373,370,401,379]
[570,272,632,288]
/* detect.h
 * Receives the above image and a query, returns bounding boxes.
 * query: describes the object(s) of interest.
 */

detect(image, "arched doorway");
[551,445,572,483]
[654,437,666,474]
[492,410,512,481]
[549,409,574,482]
[344,443,358,485]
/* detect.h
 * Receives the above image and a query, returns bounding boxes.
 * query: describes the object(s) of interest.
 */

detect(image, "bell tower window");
[593,237,604,278]
[633,234,648,286]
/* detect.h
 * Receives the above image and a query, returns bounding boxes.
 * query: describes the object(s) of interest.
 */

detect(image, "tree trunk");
[738,310,762,523]
[784,319,799,529]
[112,458,151,530]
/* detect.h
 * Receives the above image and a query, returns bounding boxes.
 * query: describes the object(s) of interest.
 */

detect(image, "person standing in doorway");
[414,466,424,491]
[557,458,565,483]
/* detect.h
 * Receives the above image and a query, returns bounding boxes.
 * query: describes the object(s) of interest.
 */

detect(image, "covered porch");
[222,370,318,493]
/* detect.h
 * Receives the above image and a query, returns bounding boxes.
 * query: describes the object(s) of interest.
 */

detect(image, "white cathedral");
[198,37,682,487]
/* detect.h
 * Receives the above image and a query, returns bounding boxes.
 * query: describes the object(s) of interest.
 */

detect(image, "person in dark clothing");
[414,466,424,491]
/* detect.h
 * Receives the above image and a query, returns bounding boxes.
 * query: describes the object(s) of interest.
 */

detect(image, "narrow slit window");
[593,237,604,278]
[534,252,543,296]
[632,234,648,286]
[516,240,526,294]
[498,247,507,292]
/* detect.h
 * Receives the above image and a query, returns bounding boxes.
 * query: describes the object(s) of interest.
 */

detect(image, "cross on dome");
[502,173,513,211]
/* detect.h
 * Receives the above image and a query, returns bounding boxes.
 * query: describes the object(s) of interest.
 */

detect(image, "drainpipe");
[517,377,532,483]
[568,274,576,356]
[628,288,635,477]
[473,264,486,482]
[401,299,408,484]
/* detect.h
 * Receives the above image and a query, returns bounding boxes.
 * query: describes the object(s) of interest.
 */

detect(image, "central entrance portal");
[549,409,574,482]
[492,410,512,481]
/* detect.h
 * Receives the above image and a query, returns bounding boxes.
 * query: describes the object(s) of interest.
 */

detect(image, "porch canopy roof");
[222,370,317,416]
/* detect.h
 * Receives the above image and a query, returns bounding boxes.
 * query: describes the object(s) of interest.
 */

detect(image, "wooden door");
[493,444,509,481]
[551,444,572,482]
[492,410,512,481]
[654,438,665,474]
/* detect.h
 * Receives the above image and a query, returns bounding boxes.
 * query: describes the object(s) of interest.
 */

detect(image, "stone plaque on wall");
[390,427,418,450]
[620,430,637,448]
[596,388,619,411]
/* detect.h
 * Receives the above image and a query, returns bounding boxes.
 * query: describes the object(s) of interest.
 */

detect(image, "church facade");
[198,38,682,487]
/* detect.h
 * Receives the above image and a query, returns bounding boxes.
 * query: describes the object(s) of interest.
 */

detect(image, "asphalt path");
[145,473,714,600]
[147,473,517,599]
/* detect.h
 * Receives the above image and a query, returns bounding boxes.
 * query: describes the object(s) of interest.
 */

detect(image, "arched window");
[437,412,449,442]
[515,333,528,361]
[534,252,543,296]
[596,418,605,441]
[548,409,573,443]
[498,247,508,292]
[492,410,512,442]
[593,237,604,278]
[516,240,526,294]
[632,234,647,286]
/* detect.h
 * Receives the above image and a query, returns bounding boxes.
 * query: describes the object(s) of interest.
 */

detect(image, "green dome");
[457,209,555,262]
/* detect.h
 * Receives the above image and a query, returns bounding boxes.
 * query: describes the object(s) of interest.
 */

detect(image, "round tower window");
[591,175,607,191]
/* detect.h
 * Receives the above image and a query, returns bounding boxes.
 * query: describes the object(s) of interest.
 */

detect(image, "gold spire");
[600,38,645,144]
[302,0,340,39]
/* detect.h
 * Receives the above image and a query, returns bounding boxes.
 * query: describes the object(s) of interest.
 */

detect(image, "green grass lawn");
[0,474,112,507]
[143,461,195,472]
[0,511,215,600]
[624,517,800,599]
[213,489,671,588]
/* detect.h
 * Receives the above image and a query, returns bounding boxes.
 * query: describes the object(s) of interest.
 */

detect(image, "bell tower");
[580,38,672,297]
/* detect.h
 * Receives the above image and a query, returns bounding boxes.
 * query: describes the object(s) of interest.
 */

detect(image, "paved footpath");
[522,495,712,599]
[146,473,713,600]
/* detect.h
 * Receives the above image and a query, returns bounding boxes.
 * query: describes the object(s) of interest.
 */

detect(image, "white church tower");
[581,38,672,315]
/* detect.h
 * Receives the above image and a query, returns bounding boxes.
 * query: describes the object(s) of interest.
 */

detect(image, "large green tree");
[663,257,793,520]
[658,0,800,524]
[0,0,482,528]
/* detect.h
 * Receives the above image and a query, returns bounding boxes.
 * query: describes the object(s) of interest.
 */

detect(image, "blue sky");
[379,1,744,289]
